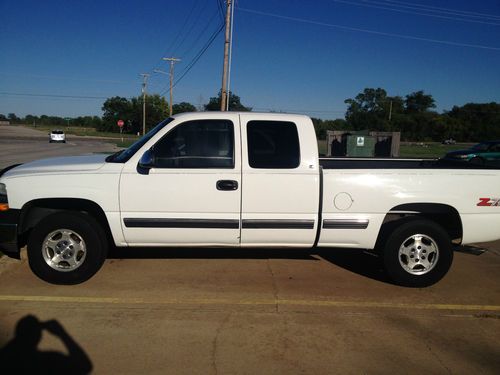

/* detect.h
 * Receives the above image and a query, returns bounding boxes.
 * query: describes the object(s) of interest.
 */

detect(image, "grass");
[318,139,472,159]
[26,124,140,140]
[399,143,470,158]
[24,124,140,148]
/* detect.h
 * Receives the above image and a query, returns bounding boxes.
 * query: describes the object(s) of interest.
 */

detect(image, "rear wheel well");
[19,198,113,248]
[376,203,462,249]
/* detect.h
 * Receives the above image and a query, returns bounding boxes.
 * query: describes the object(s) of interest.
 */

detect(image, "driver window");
[153,120,234,168]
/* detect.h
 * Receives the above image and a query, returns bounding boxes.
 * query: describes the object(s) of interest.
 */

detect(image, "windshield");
[106,118,174,163]
[471,143,490,151]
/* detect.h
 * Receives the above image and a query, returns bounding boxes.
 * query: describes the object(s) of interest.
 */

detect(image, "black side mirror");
[138,149,155,169]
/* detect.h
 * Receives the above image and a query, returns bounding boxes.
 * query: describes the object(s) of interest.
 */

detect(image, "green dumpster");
[346,135,376,157]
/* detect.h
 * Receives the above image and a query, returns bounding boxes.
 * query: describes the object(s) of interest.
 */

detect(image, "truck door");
[239,114,320,247]
[119,114,241,246]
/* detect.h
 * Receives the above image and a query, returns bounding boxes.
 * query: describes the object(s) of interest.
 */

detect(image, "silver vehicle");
[49,130,66,143]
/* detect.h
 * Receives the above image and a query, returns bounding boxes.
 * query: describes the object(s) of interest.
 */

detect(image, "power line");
[159,22,225,95]
[151,0,202,71]
[178,8,221,58]
[171,0,211,56]
[381,0,500,21]
[0,72,134,85]
[0,92,109,99]
[330,0,500,26]
[237,7,500,51]
[216,0,224,21]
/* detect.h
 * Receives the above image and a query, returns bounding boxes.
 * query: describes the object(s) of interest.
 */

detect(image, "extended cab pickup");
[1,112,500,286]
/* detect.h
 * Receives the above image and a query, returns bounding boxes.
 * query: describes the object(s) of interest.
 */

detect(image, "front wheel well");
[19,198,113,248]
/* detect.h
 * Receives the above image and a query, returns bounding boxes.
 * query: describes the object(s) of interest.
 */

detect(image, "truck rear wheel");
[27,212,107,284]
[382,219,453,287]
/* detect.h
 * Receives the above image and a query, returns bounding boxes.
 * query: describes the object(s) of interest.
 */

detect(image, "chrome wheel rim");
[42,229,87,272]
[398,234,439,275]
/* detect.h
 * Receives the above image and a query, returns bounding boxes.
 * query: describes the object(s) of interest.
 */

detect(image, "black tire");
[470,156,484,166]
[27,212,107,285]
[382,219,453,287]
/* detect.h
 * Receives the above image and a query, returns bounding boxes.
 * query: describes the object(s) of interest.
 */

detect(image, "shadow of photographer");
[0,315,92,375]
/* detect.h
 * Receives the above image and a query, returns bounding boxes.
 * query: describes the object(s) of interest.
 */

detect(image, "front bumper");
[0,209,20,259]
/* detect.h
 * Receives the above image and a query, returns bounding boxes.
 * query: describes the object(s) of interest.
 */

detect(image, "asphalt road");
[0,126,499,374]
[0,125,120,168]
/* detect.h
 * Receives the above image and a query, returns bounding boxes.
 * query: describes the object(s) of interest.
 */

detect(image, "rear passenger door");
[239,114,320,247]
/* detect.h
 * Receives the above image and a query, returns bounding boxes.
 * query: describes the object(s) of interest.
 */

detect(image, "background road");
[0,125,120,168]
[0,125,499,374]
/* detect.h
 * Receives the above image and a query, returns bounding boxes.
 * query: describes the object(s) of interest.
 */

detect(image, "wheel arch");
[19,198,114,248]
[377,203,462,248]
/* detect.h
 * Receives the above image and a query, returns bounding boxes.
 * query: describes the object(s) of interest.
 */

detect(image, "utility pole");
[162,57,181,116]
[226,0,235,111]
[220,0,233,111]
[388,100,393,121]
[140,73,150,136]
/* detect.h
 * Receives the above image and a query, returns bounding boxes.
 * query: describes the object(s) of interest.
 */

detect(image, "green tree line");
[312,88,500,142]
[2,88,498,142]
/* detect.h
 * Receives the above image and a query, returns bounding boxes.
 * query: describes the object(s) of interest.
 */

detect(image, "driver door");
[119,114,241,246]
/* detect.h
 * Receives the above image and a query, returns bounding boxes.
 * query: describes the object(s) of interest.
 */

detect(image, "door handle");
[216,180,238,191]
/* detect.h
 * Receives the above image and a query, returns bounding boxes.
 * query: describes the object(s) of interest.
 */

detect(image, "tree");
[100,95,168,133]
[344,88,395,131]
[7,113,19,123]
[172,102,196,115]
[101,97,132,132]
[205,90,251,111]
[311,118,349,139]
[130,94,168,133]
[404,91,436,113]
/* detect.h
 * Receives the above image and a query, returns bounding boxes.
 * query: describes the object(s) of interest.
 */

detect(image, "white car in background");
[49,130,66,143]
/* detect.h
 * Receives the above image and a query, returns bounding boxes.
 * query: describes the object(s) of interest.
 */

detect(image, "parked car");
[49,130,66,143]
[442,138,456,145]
[444,140,500,165]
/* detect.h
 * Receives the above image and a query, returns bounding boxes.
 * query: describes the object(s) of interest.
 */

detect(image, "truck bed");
[319,157,500,169]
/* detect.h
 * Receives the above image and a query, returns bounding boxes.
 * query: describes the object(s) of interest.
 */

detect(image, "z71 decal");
[477,198,500,206]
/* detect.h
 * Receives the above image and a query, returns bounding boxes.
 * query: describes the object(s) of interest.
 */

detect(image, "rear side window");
[247,121,300,169]
[153,119,234,168]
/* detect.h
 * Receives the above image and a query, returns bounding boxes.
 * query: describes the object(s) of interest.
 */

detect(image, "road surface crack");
[267,259,279,312]
[211,313,231,375]
[425,342,451,374]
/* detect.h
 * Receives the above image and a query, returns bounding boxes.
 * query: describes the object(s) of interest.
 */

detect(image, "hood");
[2,154,109,178]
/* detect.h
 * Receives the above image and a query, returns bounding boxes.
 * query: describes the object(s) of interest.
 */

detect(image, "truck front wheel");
[27,212,107,284]
[382,219,453,287]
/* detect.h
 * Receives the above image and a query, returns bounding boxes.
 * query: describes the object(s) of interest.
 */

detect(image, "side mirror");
[138,149,155,169]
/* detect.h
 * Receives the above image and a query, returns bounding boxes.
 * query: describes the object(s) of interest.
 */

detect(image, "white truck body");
[1,112,499,285]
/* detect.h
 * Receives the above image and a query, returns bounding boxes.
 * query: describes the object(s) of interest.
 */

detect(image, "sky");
[1,0,499,120]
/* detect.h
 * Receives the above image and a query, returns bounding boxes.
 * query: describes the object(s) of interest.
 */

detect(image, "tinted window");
[247,121,300,169]
[154,120,234,168]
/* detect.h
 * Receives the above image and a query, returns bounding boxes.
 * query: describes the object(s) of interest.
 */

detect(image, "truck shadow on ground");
[108,246,392,284]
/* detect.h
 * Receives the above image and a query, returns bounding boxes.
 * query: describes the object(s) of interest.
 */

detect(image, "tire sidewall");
[27,212,107,285]
[383,219,453,287]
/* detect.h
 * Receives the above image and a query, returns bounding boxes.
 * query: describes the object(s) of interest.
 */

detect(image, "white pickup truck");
[1,112,500,287]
